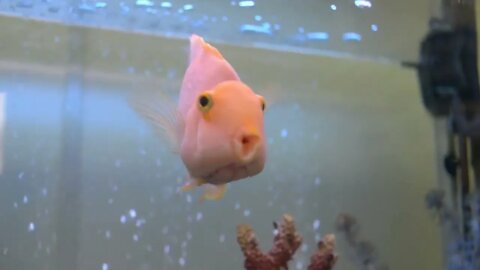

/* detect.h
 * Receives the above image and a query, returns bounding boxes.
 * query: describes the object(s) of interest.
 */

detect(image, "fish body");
[133,34,267,201]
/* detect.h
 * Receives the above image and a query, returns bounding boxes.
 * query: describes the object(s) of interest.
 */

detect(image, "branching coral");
[236,214,338,270]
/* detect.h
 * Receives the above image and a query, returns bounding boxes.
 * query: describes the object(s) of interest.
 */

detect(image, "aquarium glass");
[0,0,461,270]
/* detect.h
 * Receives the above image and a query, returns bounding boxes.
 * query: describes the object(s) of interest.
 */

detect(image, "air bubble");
[129,209,137,218]
[178,257,186,266]
[120,215,127,224]
[313,219,321,231]
[115,160,122,168]
[136,219,146,227]
[28,222,35,232]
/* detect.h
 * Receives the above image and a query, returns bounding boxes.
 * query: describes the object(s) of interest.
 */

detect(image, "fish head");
[180,80,267,185]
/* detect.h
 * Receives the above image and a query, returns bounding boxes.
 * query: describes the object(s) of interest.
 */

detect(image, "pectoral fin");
[129,85,182,154]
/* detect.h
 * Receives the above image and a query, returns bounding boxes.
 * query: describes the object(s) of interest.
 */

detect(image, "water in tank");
[0,0,478,270]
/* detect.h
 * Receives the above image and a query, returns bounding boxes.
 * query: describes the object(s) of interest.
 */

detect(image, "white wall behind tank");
[0,16,442,270]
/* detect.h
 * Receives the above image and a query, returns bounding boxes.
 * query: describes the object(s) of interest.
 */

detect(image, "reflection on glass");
[239,1,255,8]
[343,32,362,41]
[354,0,372,8]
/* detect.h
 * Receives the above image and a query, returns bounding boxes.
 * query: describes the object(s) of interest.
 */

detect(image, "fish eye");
[199,96,209,107]
[198,93,214,113]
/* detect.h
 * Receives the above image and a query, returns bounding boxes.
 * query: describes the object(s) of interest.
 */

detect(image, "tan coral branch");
[269,214,303,269]
[237,223,275,269]
[308,234,338,270]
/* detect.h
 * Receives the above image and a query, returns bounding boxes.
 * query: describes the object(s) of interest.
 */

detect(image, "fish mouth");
[203,163,251,185]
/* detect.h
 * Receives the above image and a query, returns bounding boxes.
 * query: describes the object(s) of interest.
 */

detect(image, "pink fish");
[132,34,267,201]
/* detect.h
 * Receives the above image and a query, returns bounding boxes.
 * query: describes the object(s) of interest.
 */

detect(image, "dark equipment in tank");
[405,0,480,268]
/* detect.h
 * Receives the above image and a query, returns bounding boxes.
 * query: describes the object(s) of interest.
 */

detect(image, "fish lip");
[233,130,261,163]
[203,163,248,184]
[204,163,235,178]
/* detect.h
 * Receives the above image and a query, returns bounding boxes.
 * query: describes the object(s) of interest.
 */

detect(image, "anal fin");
[200,184,227,202]
[180,177,206,192]
[179,177,227,201]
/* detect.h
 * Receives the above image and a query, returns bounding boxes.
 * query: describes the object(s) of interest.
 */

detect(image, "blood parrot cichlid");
[131,34,267,201]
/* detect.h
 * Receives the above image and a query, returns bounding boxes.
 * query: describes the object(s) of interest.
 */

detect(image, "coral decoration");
[236,214,338,270]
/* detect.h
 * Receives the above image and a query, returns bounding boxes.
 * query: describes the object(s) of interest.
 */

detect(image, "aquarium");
[0,0,478,270]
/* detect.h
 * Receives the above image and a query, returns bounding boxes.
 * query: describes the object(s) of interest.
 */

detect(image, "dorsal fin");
[189,34,223,63]
[179,34,241,115]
